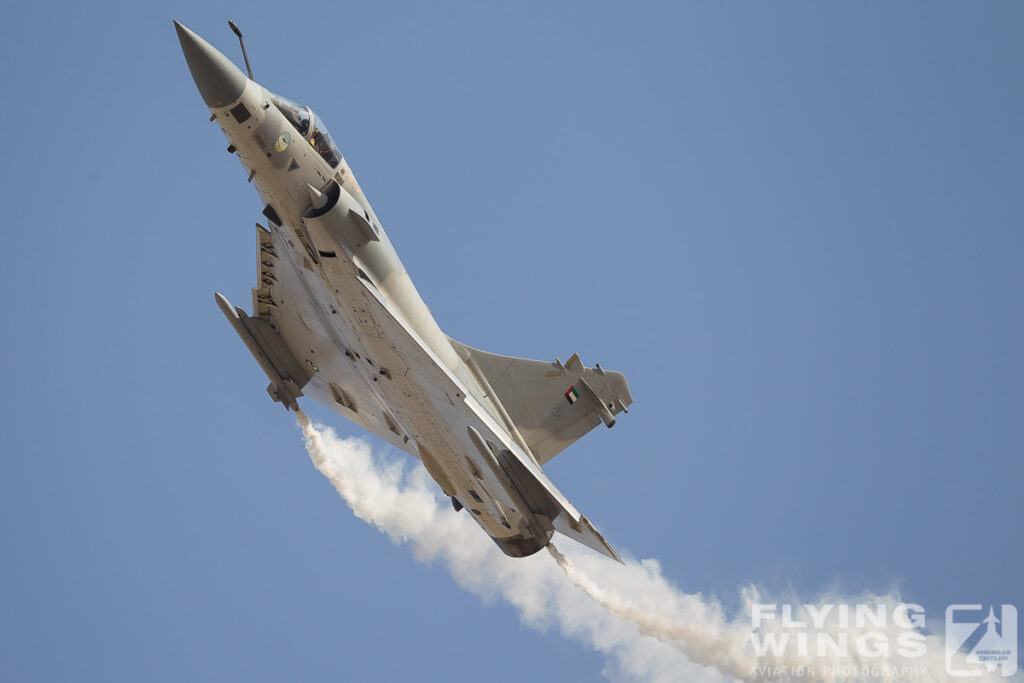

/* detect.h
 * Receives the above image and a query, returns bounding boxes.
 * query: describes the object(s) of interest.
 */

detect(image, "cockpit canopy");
[270,93,342,168]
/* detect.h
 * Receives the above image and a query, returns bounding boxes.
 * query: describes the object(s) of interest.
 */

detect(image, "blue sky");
[1,2,1021,681]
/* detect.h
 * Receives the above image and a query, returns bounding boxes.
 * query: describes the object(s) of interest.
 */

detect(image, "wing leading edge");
[447,341,632,465]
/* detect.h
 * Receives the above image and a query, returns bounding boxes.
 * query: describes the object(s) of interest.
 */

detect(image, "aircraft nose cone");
[174,20,248,108]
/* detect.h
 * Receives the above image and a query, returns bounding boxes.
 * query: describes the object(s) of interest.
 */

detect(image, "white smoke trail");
[546,543,751,679]
[295,412,1008,683]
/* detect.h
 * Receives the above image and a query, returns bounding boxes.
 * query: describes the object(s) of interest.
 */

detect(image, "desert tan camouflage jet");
[176,21,632,560]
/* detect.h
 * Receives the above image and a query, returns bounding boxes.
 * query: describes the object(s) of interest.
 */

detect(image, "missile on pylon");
[215,291,311,410]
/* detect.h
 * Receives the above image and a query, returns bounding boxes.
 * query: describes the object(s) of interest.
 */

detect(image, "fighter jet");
[175,21,632,561]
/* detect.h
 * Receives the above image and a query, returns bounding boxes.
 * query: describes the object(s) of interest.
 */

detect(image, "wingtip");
[589,518,624,564]
[599,530,625,564]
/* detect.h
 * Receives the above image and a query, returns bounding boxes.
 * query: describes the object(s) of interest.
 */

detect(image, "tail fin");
[449,339,632,465]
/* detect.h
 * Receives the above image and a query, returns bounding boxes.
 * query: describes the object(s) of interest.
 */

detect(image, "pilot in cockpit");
[270,93,342,168]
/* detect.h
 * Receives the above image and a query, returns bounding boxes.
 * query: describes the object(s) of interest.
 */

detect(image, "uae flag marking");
[565,386,579,405]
